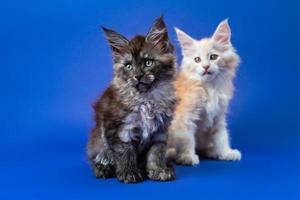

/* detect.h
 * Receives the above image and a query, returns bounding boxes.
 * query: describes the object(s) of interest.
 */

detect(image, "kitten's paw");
[117,170,143,183]
[166,148,177,161]
[218,149,242,161]
[147,167,175,181]
[93,164,115,179]
[176,153,199,166]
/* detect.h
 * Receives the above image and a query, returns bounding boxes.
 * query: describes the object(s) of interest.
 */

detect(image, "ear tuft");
[212,19,231,45]
[174,27,194,48]
[174,27,195,56]
[102,26,129,53]
[146,16,168,46]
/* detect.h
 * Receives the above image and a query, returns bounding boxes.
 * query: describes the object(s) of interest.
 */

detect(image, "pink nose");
[203,65,210,70]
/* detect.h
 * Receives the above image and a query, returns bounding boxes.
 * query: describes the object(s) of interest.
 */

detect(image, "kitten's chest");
[202,90,228,129]
[138,101,163,135]
[118,83,175,144]
[120,100,171,144]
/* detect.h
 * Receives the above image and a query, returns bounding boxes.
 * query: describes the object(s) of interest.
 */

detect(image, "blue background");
[1,0,300,199]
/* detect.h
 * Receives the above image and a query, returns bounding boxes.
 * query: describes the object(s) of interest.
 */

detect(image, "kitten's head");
[103,16,175,93]
[175,19,240,82]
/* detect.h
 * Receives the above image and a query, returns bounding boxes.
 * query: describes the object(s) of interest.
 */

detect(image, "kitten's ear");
[212,19,231,45]
[102,27,129,54]
[175,27,195,56]
[146,16,169,47]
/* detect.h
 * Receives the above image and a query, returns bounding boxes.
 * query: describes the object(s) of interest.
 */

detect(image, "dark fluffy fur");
[87,16,177,183]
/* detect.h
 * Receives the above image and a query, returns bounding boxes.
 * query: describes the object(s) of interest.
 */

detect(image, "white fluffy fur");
[168,20,241,165]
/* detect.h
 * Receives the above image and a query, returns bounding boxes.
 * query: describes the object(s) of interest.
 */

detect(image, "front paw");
[218,149,242,161]
[116,170,143,183]
[94,164,115,179]
[176,153,199,166]
[147,167,175,181]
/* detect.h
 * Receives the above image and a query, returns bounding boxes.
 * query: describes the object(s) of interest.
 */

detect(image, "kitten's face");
[103,17,175,93]
[175,20,240,82]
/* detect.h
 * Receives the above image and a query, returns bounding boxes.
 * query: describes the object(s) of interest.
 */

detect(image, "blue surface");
[1,0,300,199]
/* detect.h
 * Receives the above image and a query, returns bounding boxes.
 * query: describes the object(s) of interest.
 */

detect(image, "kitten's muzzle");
[202,65,212,75]
[203,70,212,75]
[134,74,155,84]
[133,74,155,92]
[203,65,210,70]
[134,75,143,81]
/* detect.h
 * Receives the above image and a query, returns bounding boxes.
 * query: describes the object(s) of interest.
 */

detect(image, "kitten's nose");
[203,65,210,70]
[134,75,143,81]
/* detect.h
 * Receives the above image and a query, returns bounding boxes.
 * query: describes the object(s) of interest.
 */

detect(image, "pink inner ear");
[213,22,231,44]
[215,32,229,43]
[178,35,193,47]
[175,28,194,48]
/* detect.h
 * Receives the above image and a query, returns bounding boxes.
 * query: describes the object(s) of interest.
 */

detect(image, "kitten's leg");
[169,110,199,165]
[91,153,115,178]
[87,127,115,178]
[166,133,177,161]
[173,127,199,165]
[146,142,175,181]
[204,119,241,161]
[110,142,143,183]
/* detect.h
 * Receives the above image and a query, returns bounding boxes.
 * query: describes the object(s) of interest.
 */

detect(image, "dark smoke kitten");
[87,16,177,183]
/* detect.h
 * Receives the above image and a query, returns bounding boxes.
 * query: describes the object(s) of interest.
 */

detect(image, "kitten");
[87,16,177,183]
[167,19,241,165]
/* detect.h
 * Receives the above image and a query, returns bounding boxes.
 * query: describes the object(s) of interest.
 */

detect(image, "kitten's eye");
[144,59,153,67]
[210,54,218,60]
[124,64,133,71]
[194,57,201,63]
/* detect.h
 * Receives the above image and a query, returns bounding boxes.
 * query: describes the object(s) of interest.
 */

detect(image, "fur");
[87,16,177,183]
[168,19,242,165]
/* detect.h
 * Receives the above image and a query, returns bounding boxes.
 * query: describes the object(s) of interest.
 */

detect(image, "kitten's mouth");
[136,82,152,92]
[134,76,155,92]
[203,70,212,76]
